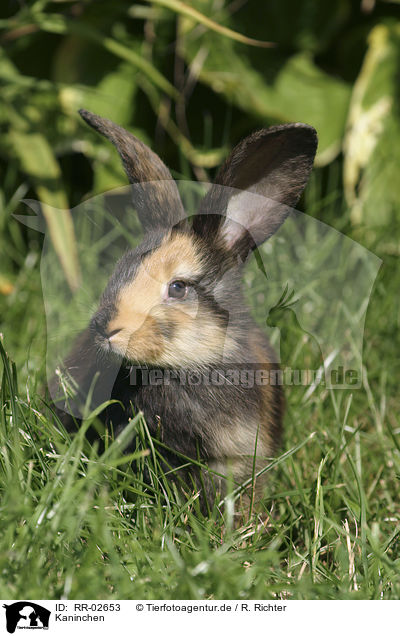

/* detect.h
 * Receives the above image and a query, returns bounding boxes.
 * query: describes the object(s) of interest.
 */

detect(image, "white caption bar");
[0,600,397,635]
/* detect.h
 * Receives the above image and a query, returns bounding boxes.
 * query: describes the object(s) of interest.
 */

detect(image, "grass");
[1,169,400,600]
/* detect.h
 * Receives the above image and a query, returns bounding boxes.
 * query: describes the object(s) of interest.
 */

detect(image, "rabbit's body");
[52,110,317,507]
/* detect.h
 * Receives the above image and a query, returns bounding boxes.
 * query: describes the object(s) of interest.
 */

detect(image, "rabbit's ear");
[79,110,187,231]
[193,123,317,257]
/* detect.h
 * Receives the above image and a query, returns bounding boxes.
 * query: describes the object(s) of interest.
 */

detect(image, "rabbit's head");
[81,110,317,369]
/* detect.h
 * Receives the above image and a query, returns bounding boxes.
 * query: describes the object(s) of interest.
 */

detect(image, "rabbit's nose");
[107,328,122,339]
[90,314,108,338]
[90,314,122,340]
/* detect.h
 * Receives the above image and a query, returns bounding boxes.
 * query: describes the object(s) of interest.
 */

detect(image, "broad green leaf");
[59,64,137,127]
[0,48,20,81]
[344,22,400,225]
[9,130,81,291]
[180,18,351,164]
[57,54,139,192]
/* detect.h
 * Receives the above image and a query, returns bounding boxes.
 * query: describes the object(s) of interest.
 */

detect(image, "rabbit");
[51,109,317,510]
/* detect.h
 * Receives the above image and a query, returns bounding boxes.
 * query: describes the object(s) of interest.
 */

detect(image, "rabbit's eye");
[168,280,188,299]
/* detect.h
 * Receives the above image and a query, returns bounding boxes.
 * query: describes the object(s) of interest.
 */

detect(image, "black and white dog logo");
[3,602,50,633]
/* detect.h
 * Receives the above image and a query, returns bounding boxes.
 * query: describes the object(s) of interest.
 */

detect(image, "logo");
[2,603,50,633]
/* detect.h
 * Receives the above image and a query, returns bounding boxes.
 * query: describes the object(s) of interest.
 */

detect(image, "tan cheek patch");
[158,305,240,367]
[106,232,204,362]
[125,317,164,363]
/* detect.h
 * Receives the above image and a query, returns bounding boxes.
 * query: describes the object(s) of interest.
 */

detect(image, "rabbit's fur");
[52,110,317,508]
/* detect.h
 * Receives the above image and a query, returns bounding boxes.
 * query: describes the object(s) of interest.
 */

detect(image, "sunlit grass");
[1,192,400,598]
[1,142,400,599]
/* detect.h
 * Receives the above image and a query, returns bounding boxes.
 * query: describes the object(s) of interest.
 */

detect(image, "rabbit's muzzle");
[90,307,120,344]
